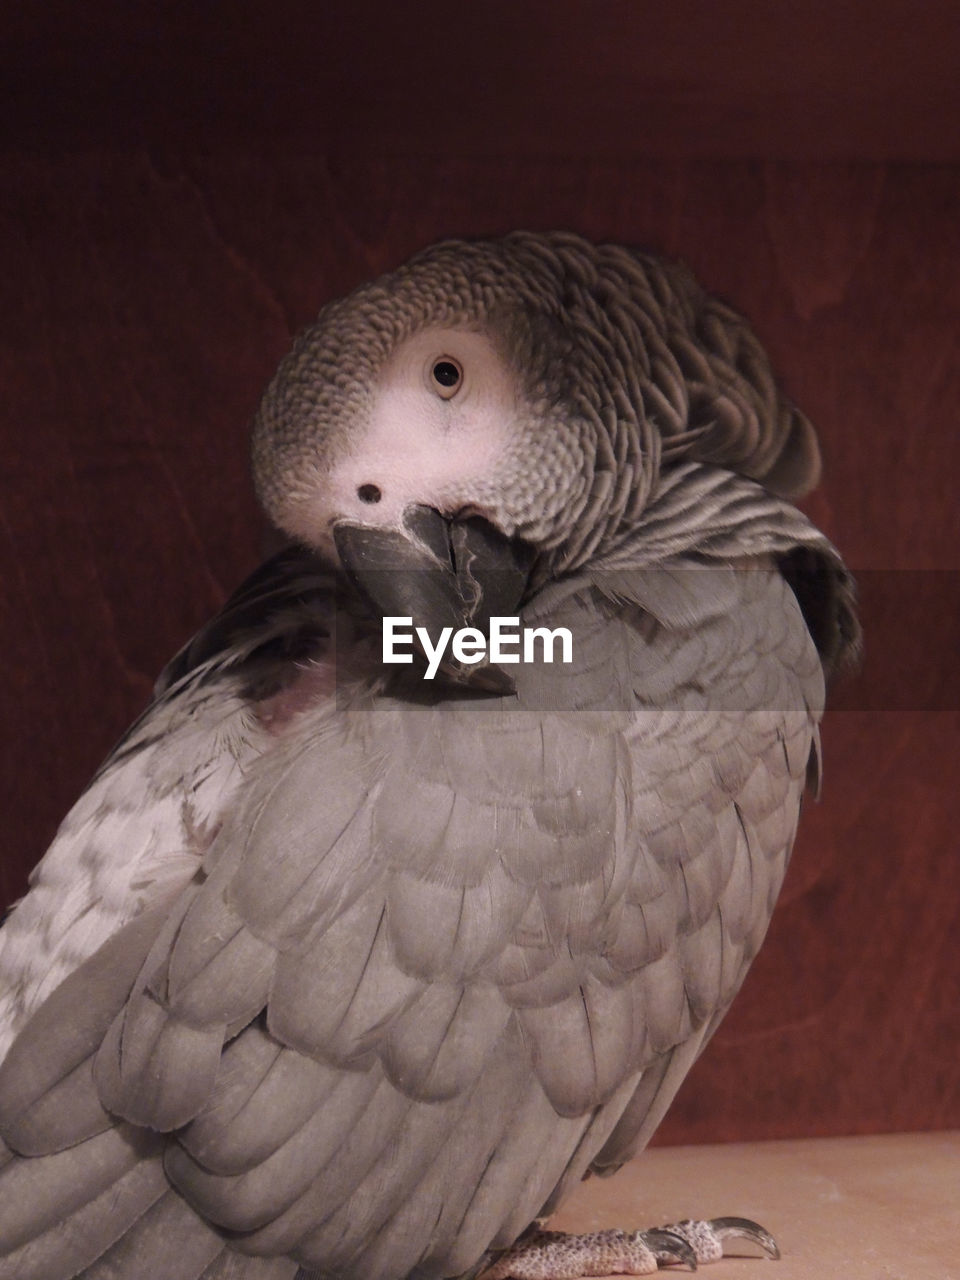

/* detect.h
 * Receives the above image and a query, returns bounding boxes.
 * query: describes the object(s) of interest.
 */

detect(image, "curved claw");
[708,1217,781,1261]
[636,1228,698,1271]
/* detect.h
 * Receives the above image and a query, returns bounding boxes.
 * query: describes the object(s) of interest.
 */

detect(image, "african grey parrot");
[0,232,858,1280]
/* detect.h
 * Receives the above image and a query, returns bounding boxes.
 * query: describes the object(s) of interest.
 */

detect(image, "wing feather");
[79,1188,225,1280]
[0,1128,165,1280]
[0,906,171,1154]
[382,981,512,1100]
[179,1028,352,1176]
[385,861,532,980]
[0,520,831,1279]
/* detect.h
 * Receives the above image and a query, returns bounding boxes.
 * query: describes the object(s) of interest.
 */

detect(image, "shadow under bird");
[0,232,859,1279]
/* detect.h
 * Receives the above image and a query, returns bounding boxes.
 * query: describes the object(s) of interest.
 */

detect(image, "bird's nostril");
[357,484,382,504]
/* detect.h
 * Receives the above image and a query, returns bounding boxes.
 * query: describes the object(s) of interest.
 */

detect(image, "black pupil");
[433,361,460,388]
[357,484,382,504]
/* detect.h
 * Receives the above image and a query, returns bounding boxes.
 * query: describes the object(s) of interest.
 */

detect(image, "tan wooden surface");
[550,1132,959,1279]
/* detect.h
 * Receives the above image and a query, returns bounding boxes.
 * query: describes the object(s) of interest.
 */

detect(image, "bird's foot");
[483,1218,780,1278]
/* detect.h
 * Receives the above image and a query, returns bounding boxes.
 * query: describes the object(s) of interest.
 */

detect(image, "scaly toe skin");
[482,1217,779,1279]
[658,1218,780,1265]
[482,1227,668,1279]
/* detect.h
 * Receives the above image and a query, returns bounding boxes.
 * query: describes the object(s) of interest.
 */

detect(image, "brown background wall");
[1,2,958,1144]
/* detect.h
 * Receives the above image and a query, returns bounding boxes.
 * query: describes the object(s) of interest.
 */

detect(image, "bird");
[0,232,859,1280]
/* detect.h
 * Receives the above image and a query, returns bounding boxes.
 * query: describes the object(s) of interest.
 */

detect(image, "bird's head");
[251,233,821,681]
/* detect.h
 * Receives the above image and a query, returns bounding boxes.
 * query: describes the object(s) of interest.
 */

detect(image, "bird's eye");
[430,357,463,399]
[357,483,382,504]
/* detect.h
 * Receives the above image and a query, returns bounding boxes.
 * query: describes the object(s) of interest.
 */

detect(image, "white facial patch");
[326,327,518,531]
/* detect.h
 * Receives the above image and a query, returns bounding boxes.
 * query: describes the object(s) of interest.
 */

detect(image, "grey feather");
[170,1063,387,1232]
[162,887,277,1027]
[204,1256,299,1280]
[78,1189,225,1279]
[178,1027,348,1175]
[381,980,512,1100]
[0,907,170,1154]
[95,998,225,1133]
[0,1128,165,1278]
[266,886,422,1060]
[0,232,858,1280]
[385,860,532,980]
[0,1162,168,1278]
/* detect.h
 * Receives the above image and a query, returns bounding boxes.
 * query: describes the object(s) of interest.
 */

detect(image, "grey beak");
[333,506,534,691]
